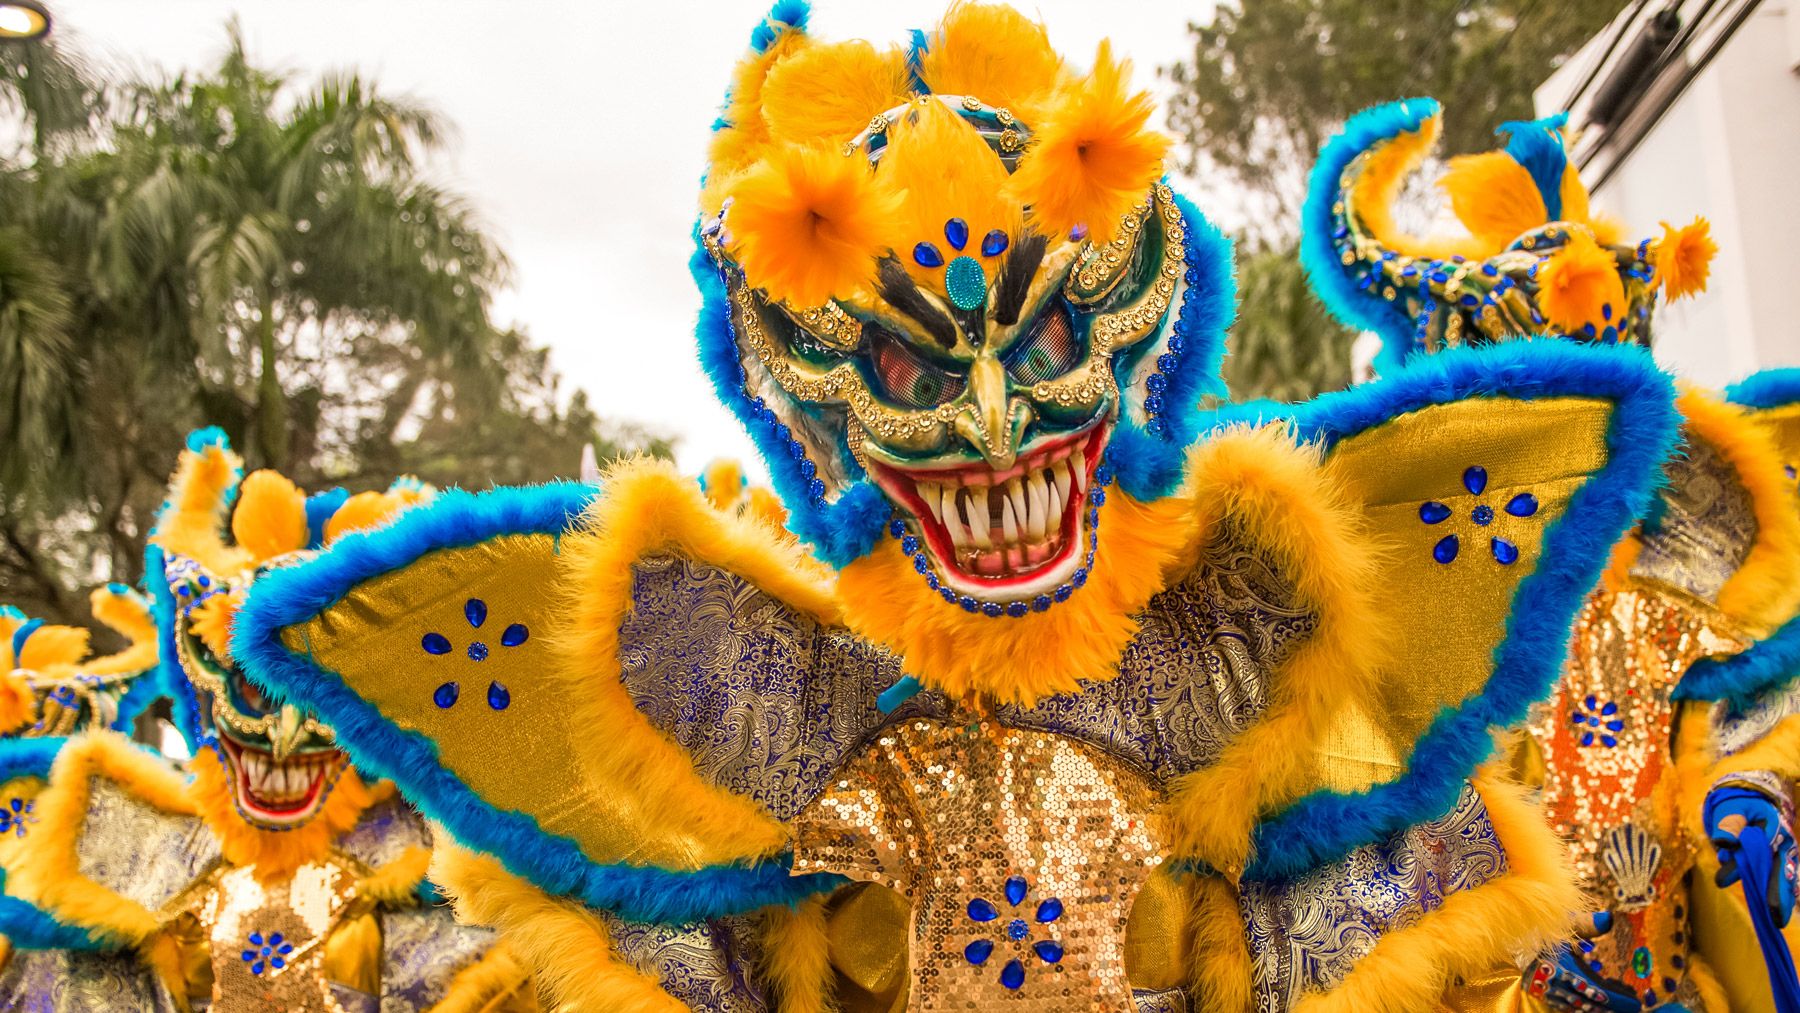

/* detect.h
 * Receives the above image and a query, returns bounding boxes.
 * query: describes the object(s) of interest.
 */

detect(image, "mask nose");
[269,704,305,762]
[953,355,1033,469]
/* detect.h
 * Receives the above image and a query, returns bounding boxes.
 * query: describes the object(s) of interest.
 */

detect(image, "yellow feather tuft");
[755,896,836,1013]
[700,458,747,512]
[325,490,406,544]
[1004,41,1168,246]
[189,747,374,882]
[17,624,88,672]
[741,485,790,534]
[355,845,431,906]
[761,40,911,147]
[1187,874,1256,1010]
[187,590,241,664]
[1441,151,1549,250]
[231,469,309,564]
[1536,229,1626,336]
[1654,216,1717,302]
[725,142,897,307]
[919,2,1065,122]
[152,440,250,576]
[876,100,1020,289]
[0,670,34,735]
[1345,112,1486,262]
[705,17,812,194]
[88,586,154,645]
[428,940,540,1013]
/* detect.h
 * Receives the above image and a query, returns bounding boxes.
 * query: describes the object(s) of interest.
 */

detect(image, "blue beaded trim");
[1140,219,1218,439]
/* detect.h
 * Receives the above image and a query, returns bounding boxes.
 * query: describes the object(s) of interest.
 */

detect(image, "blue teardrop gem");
[422,633,451,655]
[1419,501,1451,524]
[981,229,1009,257]
[249,932,262,946]
[1433,534,1460,564]
[1506,492,1539,517]
[1601,701,1617,715]
[501,623,529,647]
[967,897,998,922]
[487,681,511,710]
[912,242,944,268]
[964,939,993,965]
[1033,940,1064,964]
[1035,897,1063,923]
[434,682,459,708]
[1462,466,1488,495]
[465,598,488,628]
[1005,876,1028,906]
[944,256,987,311]
[1000,959,1025,990]
[1491,537,1519,565]
[944,217,969,250]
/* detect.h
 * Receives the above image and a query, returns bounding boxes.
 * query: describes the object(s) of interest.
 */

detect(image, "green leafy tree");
[1222,245,1354,403]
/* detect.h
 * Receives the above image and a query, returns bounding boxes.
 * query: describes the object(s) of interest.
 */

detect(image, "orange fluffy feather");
[325,490,406,543]
[725,143,896,307]
[0,670,34,734]
[760,40,911,147]
[1005,41,1168,246]
[1537,229,1625,336]
[1441,151,1549,251]
[16,624,88,672]
[231,469,309,564]
[876,100,1021,290]
[919,2,1065,122]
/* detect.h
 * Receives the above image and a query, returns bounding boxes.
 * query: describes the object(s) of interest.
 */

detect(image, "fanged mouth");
[220,736,343,824]
[872,422,1109,598]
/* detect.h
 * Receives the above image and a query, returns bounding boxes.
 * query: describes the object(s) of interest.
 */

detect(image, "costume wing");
[1204,340,1681,880]
[234,466,902,927]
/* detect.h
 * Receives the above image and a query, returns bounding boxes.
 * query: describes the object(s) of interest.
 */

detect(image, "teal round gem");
[944,255,987,311]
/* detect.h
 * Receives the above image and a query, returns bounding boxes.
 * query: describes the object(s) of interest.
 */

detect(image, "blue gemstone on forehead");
[487,681,511,710]
[1035,897,1063,922]
[944,255,987,311]
[1472,504,1494,526]
[501,623,529,647]
[422,633,451,655]
[1034,940,1063,964]
[1007,918,1029,940]
[1005,876,1028,905]
[465,598,487,628]
[434,681,459,708]
[981,229,1008,257]
[944,217,969,250]
[913,242,945,268]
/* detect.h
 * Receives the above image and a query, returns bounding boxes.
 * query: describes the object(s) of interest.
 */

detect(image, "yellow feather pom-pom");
[762,40,911,147]
[726,143,897,307]
[700,458,747,512]
[1537,229,1626,336]
[707,21,812,184]
[89,586,155,644]
[742,486,791,534]
[230,470,309,564]
[17,624,88,672]
[1654,216,1717,302]
[920,2,1065,121]
[877,100,1020,289]
[1004,41,1168,246]
[188,591,240,664]
[1441,151,1549,252]
[0,670,34,734]
[324,491,404,544]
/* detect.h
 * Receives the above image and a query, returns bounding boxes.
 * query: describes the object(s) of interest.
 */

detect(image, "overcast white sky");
[47,0,1223,477]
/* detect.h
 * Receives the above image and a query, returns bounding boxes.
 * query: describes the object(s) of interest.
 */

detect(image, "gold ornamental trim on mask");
[176,622,333,744]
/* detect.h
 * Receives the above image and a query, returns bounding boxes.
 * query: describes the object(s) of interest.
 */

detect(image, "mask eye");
[1003,303,1081,384]
[228,670,274,717]
[869,329,967,409]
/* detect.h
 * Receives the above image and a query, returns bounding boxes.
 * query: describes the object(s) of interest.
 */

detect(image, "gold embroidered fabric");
[0,949,185,1011]
[1630,439,1757,604]
[795,716,1167,1012]
[76,775,218,910]
[599,911,767,1010]
[1525,586,1745,1008]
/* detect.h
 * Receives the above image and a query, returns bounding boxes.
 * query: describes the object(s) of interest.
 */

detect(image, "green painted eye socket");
[869,329,967,409]
[1003,302,1081,384]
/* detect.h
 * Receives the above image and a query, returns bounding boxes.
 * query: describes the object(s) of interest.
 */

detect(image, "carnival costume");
[231,5,1684,1011]
[2,430,535,1012]
[0,586,164,955]
[1303,99,1800,1011]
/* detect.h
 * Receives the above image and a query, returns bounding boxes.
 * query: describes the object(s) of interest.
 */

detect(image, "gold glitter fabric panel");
[616,554,902,819]
[190,855,364,1012]
[1001,526,1312,778]
[1524,587,1745,1009]
[77,774,219,910]
[826,881,911,1012]
[1238,781,1508,1010]
[0,948,185,1011]
[378,907,503,1012]
[795,718,1167,1012]
[1630,438,1757,604]
[598,911,769,1010]
[1324,396,1610,774]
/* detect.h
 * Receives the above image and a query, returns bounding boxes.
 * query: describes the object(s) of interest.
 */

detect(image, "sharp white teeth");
[1001,493,1020,545]
[964,488,991,548]
[1050,460,1073,510]
[940,484,967,548]
[1072,448,1088,491]
[1046,470,1064,523]
[919,482,942,522]
[1026,471,1050,541]
[1004,478,1028,537]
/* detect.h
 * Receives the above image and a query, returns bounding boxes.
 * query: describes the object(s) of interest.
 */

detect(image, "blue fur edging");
[1676,613,1800,713]
[233,482,846,923]
[1212,340,1680,882]
[1725,368,1800,411]
[1298,98,1441,378]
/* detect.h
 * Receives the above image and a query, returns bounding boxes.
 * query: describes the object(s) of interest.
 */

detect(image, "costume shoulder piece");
[235,9,1682,1012]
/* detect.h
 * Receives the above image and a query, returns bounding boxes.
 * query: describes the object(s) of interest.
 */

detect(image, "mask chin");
[214,733,346,830]
[869,418,1111,603]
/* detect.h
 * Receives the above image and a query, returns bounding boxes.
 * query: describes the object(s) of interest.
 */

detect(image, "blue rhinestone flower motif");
[913,217,1009,312]
[240,930,293,975]
[1570,694,1625,748]
[1418,466,1539,565]
[962,875,1065,990]
[0,797,35,838]
[420,598,525,712]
